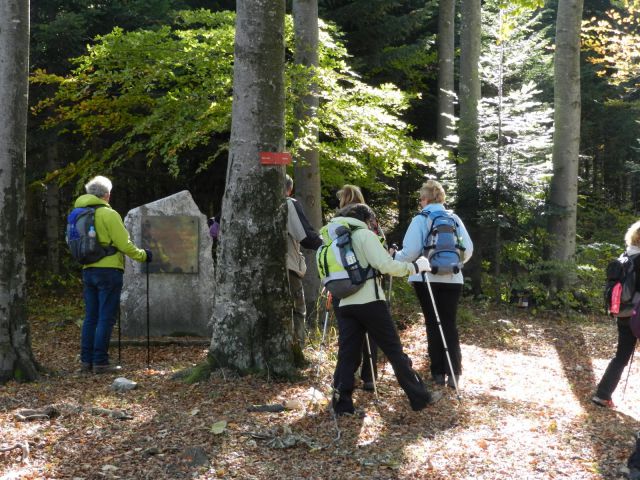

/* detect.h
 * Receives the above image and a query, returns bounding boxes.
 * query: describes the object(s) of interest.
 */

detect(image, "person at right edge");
[393,179,473,389]
[592,221,640,408]
[331,203,442,415]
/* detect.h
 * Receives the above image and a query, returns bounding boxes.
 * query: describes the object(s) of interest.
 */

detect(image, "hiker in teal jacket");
[75,176,150,374]
[330,203,442,415]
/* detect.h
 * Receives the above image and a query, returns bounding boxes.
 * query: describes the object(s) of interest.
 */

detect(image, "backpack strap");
[89,205,118,256]
[418,209,464,252]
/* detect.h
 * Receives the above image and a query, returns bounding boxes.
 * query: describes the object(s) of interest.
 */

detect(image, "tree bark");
[0,0,39,383]
[457,0,482,295]
[437,0,456,149]
[208,0,298,376]
[546,0,583,289]
[292,0,323,327]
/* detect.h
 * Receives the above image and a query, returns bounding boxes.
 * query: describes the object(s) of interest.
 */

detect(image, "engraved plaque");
[141,216,199,274]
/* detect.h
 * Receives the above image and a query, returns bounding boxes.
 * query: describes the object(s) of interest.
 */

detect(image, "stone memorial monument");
[120,190,214,337]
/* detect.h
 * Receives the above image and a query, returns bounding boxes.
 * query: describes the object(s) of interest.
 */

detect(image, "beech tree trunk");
[0,0,39,383]
[457,0,482,295]
[546,0,583,289]
[292,0,322,326]
[208,0,298,376]
[437,0,456,149]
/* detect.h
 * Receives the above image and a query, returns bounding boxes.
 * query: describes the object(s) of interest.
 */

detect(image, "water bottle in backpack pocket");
[317,221,376,298]
[66,206,117,265]
[421,210,465,275]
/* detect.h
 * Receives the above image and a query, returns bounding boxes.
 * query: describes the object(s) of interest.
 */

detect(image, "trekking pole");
[387,276,393,309]
[117,306,121,366]
[321,290,332,345]
[422,271,461,401]
[365,333,379,402]
[623,343,636,399]
[146,261,150,368]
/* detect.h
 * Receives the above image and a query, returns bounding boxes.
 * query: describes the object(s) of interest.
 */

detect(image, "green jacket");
[334,217,415,307]
[74,194,148,270]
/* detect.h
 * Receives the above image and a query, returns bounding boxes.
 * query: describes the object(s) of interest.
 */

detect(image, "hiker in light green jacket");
[330,203,442,415]
[75,176,150,374]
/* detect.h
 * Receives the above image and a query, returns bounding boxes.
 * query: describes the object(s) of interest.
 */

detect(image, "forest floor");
[2,291,640,480]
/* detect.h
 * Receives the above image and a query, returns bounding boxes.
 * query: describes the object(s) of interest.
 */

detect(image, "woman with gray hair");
[73,175,151,374]
[393,179,473,389]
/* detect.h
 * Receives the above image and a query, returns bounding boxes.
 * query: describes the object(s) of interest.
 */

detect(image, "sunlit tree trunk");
[546,0,583,290]
[292,0,322,327]
[437,0,456,149]
[457,0,482,294]
[208,0,298,376]
[0,0,39,383]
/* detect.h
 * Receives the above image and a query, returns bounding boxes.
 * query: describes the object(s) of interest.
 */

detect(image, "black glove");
[144,249,153,263]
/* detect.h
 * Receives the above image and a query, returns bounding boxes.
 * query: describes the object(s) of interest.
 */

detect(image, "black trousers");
[332,296,378,383]
[596,317,637,401]
[333,300,431,409]
[412,281,463,377]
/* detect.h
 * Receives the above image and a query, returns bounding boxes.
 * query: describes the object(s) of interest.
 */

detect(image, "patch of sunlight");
[463,344,586,415]
[1,467,34,480]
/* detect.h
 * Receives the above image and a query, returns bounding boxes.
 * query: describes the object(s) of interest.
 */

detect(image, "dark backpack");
[604,252,640,317]
[316,221,377,298]
[66,206,117,264]
[420,210,465,275]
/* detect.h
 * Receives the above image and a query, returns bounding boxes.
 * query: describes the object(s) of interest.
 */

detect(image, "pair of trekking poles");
[321,269,461,402]
[116,262,151,368]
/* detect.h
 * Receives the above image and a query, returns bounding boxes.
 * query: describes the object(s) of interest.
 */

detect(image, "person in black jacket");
[592,220,640,408]
[286,175,323,350]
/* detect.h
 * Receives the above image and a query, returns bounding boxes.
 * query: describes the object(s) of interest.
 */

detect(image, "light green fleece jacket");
[74,194,148,270]
[335,217,416,307]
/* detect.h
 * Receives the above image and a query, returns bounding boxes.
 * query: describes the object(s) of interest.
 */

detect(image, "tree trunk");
[45,142,60,274]
[0,0,39,383]
[437,0,456,149]
[208,0,298,376]
[457,0,482,295]
[546,0,583,289]
[292,0,323,327]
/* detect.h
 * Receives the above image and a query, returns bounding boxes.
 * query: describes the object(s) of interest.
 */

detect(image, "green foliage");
[32,9,445,193]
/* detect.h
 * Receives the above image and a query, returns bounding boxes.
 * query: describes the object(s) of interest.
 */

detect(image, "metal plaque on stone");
[141,215,199,274]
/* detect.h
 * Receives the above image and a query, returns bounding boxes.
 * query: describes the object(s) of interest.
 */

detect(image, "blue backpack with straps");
[420,210,465,275]
[66,205,118,265]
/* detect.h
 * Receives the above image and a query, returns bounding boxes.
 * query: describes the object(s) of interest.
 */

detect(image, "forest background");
[23,0,640,317]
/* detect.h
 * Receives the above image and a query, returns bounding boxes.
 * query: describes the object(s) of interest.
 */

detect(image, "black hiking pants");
[332,296,378,384]
[413,282,463,377]
[596,317,637,401]
[333,300,431,410]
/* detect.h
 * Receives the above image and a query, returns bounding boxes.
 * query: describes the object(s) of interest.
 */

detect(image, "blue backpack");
[66,205,117,264]
[421,210,464,275]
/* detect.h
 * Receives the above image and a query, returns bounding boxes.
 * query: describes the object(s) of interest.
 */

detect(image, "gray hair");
[285,174,293,192]
[85,175,112,198]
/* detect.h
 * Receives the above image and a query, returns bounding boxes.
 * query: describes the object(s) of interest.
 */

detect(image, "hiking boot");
[93,364,122,375]
[591,395,615,408]
[447,374,460,389]
[78,362,92,374]
[411,390,443,411]
[432,374,445,385]
[332,391,355,416]
[362,381,376,392]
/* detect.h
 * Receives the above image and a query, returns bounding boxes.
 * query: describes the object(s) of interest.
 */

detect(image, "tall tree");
[208,0,298,375]
[456,0,482,294]
[292,0,323,324]
[437,0,456,148]
[546,0,584,289]
[0,0,39,383]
